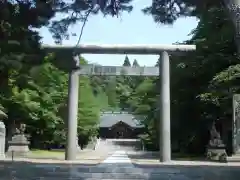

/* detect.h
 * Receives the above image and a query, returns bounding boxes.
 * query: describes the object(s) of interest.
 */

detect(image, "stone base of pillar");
[0,153,5,159]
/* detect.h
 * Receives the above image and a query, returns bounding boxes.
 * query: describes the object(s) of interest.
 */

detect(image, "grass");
[26,149,65,159]
[30,149,64,156]
[4,149,107,165]
[27,149,108,161]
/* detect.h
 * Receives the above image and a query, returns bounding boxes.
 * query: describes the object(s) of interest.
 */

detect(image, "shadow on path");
[0,158,240,179]
[134,163,240,180]
[127,151,205,161]
[0,160,98,179]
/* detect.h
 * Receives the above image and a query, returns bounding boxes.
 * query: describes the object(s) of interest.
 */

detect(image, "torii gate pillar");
[159,51,171,162]
[65,56,80,161]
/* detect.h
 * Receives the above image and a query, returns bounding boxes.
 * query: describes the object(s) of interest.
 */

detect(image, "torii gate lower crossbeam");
[43,44,196,162]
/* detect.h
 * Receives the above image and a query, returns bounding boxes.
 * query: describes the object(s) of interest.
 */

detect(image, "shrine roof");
[99,112,143,128]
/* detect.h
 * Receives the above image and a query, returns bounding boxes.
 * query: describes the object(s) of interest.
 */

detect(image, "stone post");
[159,51,171,162]
[0,121,5,159]
[65,55,80,160]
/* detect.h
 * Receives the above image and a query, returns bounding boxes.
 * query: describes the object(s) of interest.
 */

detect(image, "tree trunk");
[224,0,240,53]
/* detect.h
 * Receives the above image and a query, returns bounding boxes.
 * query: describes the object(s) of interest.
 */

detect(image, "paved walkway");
[102,150,133,164]
[1,150,240,179]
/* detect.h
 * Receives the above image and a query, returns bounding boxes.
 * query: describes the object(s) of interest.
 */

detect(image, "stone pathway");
[0,150,240,179]
[102,150,133,164]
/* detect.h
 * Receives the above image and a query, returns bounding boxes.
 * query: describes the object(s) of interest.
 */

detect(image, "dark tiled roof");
[99,113,143,128]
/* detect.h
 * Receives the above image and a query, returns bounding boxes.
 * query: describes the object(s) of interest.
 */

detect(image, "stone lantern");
[7,123,30,157]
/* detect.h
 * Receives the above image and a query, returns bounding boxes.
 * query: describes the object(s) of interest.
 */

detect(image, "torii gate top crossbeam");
[42,44,196,55]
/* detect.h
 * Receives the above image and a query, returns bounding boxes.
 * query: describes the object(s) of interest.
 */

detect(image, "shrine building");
[98,112,144,139]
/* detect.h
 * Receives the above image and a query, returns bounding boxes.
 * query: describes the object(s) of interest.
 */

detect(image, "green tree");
[19,55,68,148]
[142,0,240,54]
[125,4,238,154]
[123,55,131,66]
[0,0,55,144]
[128,77,158,150]
[133,59,139,67]
[106,77,119,109]
[78,75,100,146]
[2,52,101,149]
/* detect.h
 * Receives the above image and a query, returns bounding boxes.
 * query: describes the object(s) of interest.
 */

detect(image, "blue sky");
[40,0,198,66]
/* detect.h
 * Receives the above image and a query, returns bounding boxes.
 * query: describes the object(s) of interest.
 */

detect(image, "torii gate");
[43,44,196,162]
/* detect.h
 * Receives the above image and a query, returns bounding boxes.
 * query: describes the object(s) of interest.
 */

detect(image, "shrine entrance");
[43,44,196,162]
[112,121,132,139]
